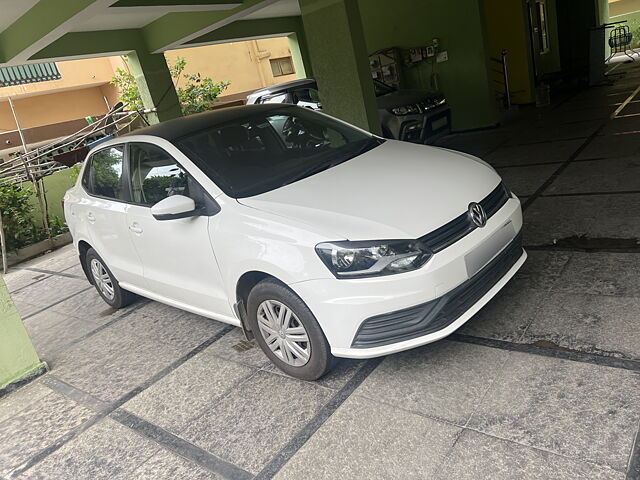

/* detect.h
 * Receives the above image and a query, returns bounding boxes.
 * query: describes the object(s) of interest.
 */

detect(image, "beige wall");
[0,86,113,131]
[165,37,298,97]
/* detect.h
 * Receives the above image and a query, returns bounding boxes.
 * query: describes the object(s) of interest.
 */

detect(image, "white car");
[64,105,526,380]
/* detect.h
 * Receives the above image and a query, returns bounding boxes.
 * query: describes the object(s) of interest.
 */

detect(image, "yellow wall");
[165,37,298,97]
[0,57,126,101]
[483,0,535,104]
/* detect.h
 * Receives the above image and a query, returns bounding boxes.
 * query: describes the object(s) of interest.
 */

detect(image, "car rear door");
[123,141,232,317]
[79,144,144,286]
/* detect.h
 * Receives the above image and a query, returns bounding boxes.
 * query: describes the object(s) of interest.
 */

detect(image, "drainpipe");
[250,40,271,87]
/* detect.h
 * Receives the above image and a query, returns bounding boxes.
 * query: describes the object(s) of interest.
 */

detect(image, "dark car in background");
[246,78,451,143]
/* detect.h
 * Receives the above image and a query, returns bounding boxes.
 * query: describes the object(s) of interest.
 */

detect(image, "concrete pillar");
[127,50,182,124]
[0,276,46,392]
[288,32,313,79]
[299,0,381,134]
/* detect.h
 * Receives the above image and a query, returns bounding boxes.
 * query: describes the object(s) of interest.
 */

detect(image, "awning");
[0,62,61,87]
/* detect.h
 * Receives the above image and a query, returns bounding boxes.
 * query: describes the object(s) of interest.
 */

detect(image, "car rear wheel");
[247,278,335,380]
[85,248,137,309]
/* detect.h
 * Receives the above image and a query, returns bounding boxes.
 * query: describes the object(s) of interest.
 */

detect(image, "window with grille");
[270,57,295,77]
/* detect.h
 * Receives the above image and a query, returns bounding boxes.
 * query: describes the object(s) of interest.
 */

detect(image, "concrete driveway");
[2,65,640,479]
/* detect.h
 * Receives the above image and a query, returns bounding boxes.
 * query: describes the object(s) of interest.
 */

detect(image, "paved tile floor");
[2,65,640,479]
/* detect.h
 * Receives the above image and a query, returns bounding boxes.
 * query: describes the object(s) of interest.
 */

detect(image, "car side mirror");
[151,195,198,221]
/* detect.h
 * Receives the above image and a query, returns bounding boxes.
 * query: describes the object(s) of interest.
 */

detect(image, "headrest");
[216,125,249,148]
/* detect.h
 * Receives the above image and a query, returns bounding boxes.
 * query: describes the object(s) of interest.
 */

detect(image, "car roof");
[248,78,316,98]
[122,104,294,141]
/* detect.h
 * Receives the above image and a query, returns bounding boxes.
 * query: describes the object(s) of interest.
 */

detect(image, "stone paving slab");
[0,388,95,477]
[23,418,159,480]
[552,252,640,297]
[577,132,640,159]
[485,139,584,167]
[458,280,545,341]
[356,341,509,426]
[9,274,88,310]
[496,163,559,196]
[522,292,640,359]
[523,193,640,245]
[23,309,113,363]
[122,348,254,436]
[506,119,600,145]
[546,156,640,194]
[273,395,461,480]
[51,321,185,402]
[467,352,640,472]
[439,429,624,480]
[180,371,333,475]
[3,269,51,293]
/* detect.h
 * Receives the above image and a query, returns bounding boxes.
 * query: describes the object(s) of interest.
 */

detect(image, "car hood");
[375,89,434,109]
[238,140,502,240]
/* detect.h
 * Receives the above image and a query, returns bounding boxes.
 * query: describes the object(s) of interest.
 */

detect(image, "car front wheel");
[247,278,335,380]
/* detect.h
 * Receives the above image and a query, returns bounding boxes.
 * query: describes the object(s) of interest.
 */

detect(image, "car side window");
[128,143,203,207]
[260,93,289,104]
[83,146,127,200]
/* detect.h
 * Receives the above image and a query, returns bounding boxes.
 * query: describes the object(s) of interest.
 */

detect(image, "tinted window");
[83,146,126,200]
[175,106,382,198]
[128,143,192,207]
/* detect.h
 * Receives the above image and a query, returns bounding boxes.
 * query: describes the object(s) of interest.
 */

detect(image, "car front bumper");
[290,197,525,359]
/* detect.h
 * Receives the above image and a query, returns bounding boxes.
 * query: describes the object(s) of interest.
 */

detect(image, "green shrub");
[0,184,46,252]
[111,56,230,116]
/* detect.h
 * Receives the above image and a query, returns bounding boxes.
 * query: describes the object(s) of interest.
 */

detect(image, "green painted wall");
[0,275,44,390]
[26,168,76,225]
[299,0,381,134]
[358,0,498,131]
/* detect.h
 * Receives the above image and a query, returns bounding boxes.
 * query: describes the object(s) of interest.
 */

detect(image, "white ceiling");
[69,3,242,32]
[0,0,39,34]
[242,0,300,20]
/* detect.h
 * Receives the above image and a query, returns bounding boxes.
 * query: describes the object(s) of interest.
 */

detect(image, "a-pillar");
[299,0,381,134]
[0,276,46,392]
[127,50,182,124]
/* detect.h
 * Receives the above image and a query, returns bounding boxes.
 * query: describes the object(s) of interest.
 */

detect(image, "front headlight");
[315,239,432,278]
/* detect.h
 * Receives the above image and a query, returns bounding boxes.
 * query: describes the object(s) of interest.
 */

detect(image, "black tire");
[247,278,335,380]
[85,248,137,309]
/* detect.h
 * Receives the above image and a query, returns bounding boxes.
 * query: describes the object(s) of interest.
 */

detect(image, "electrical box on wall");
[369,47,403,88]
[436,51,449,63]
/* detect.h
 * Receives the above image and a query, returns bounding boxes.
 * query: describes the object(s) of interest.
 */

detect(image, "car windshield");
[174,106,383,198]
[373,80,397,97]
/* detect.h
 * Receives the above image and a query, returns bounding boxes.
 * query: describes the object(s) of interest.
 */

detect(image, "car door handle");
[129,223,143,234]
[87,212,96,223]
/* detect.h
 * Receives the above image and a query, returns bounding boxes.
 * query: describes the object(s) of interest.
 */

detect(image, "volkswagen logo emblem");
[468,202,487,228]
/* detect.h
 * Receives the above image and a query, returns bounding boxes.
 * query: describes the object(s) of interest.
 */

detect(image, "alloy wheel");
[256,299,311,366]
[90,258,115,301]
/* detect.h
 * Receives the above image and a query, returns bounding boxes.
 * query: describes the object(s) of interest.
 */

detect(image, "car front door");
[123,141,232,317]
[80,144,144,286]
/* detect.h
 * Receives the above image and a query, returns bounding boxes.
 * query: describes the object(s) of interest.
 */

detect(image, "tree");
[111,56,230,116]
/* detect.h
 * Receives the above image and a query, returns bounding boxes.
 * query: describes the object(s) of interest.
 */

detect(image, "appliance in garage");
[369,45,451,143]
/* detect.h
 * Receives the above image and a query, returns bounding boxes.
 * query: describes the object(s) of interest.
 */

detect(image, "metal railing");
[490,49,511,110]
